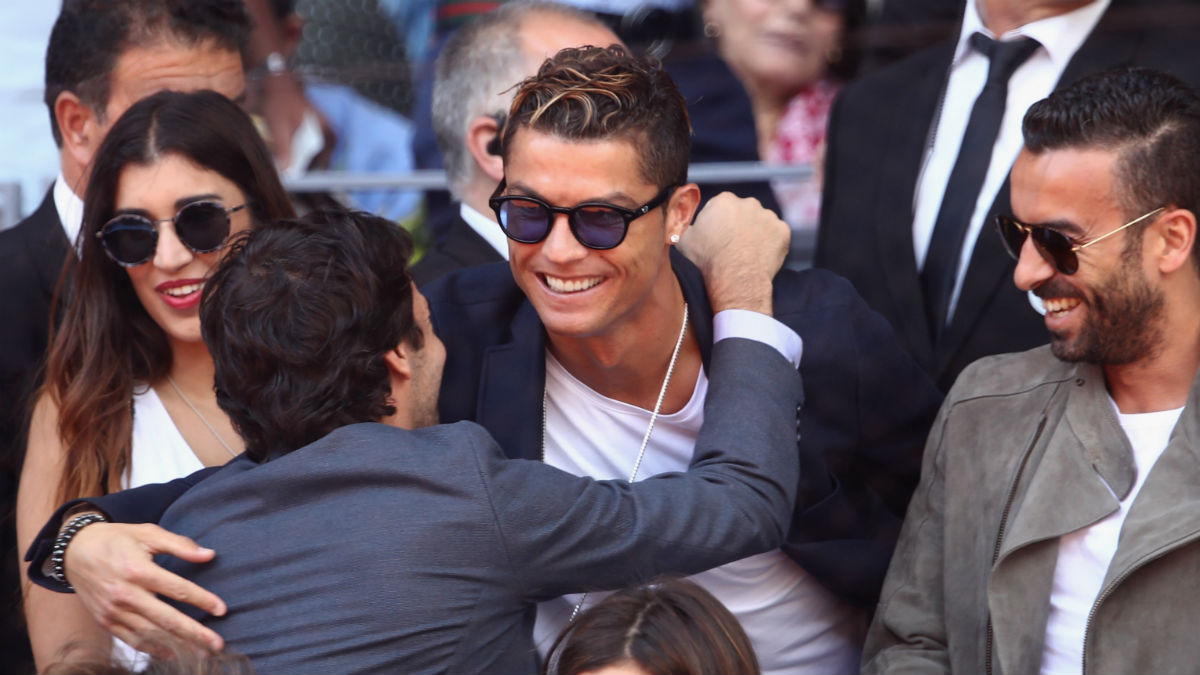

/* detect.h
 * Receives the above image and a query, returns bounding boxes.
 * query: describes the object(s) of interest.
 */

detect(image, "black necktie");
[921,33,1040,341]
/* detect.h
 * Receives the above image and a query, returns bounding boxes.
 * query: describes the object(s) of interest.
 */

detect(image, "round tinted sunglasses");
[96,201,247,267]
[489,178,677,250]
[995,207,1165,275]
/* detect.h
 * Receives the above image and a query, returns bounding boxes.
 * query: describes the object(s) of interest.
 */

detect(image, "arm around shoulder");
[487,337,802,599]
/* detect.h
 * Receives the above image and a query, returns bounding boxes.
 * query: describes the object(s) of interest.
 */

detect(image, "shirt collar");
[53,173,85,252]
[460,201,510,260]
[956,0,1111,69]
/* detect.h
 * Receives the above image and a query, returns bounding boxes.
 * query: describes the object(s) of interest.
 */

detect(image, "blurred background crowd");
[0,0,972,269]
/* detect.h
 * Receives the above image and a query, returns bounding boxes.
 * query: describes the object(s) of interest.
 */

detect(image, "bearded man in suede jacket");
[865,68,1200,674]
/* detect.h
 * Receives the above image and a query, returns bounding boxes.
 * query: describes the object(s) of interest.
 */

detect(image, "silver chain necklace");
[166,374,237,458]
[540,302,690,621]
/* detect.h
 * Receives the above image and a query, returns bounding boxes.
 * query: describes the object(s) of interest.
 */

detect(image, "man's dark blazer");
[0,188,69,674]
[29,340,802,675]
[411,208,504,286]
[426,251,944,605]
[815,0,1200,392]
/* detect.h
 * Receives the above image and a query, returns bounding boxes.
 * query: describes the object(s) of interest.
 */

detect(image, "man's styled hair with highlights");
[501,45,692,189]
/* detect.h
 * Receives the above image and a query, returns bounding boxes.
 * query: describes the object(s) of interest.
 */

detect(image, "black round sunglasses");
[96,201,246,267]
[489,178,677,250]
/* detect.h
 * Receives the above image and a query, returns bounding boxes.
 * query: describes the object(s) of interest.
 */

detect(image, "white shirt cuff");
[713,309,803,369]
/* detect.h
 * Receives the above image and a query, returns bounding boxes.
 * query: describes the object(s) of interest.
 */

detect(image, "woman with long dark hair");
[17,89,295,670]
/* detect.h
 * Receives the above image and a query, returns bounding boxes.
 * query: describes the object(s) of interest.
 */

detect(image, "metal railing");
[282,162,814,192]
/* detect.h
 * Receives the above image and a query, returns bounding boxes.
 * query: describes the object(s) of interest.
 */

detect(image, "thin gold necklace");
[541,302,690,622]
[166,374,237,458]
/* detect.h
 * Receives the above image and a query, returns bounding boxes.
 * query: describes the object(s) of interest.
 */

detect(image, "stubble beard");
[1048,253,1165,365]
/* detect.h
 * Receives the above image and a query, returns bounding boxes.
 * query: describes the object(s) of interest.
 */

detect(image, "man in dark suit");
[412,3,620,285]
[815,0,1200,391]
[0,1,249,669]
[28,209,803,674]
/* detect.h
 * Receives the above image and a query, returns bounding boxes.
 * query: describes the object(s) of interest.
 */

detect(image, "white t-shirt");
[1040,401,1184,674]
[532,350,866,675]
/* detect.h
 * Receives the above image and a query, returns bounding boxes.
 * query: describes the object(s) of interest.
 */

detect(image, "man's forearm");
[26,467,221,590]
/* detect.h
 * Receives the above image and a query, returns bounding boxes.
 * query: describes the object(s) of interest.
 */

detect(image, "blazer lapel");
[874,47,952,370]
[476,300,547,461]
[26,188,70,298]
[939,179,1017,376]
[670,250,715,367]
[443,215,505,268]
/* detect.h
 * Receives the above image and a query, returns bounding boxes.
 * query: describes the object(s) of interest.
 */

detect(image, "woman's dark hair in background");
[201,209,423,463]
[45,89,295,503]
[545,578,760,675]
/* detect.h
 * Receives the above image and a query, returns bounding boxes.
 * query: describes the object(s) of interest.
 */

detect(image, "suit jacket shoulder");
[411,212,505,286]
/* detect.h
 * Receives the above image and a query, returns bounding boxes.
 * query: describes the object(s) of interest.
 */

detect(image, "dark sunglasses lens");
[497,199,552,243]
[101,216,157,265]
[1029,227,1078,274]
[996,217,1026,260]
[573,207,627,249]
[175,202,232,253]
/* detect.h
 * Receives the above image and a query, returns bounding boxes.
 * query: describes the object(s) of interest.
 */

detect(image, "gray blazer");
[154,338,801,674]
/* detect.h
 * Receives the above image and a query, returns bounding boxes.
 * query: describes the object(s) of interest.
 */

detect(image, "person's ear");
[383,344,413,383]
[1155,207,1197,275]
[664,182,701,244]
[55,91,104,170]
[466,114,505,183]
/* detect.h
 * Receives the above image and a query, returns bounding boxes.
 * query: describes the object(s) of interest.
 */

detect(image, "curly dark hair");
[501,45,692,189]
[44,0,250,145]
[200,209,423,462]
[1023,67,1200,223]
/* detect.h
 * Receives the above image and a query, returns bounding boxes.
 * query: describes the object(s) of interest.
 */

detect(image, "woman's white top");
[113,385,205,668]
[121,384,205,489]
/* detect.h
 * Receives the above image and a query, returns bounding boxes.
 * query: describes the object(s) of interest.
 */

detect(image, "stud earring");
[670,233,681,244]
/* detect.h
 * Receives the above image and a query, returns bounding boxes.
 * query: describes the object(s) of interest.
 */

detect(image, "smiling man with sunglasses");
[864,67,1200,675]
[424,45,941,673]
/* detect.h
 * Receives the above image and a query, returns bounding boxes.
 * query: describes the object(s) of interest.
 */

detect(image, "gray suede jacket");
[864,346,1200,675]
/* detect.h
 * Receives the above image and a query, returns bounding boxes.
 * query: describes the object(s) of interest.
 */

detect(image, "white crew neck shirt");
[532,342,866,675]
[911,0,1108,322]
[1040,400,1183,674]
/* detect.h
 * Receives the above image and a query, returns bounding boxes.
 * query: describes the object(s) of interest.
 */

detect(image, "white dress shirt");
[912,0,1109,321]
[460,201,510,260]
[53,173,85,250]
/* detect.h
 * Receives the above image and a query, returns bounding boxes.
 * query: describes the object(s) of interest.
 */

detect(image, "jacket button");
[1076,377,1085,386]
